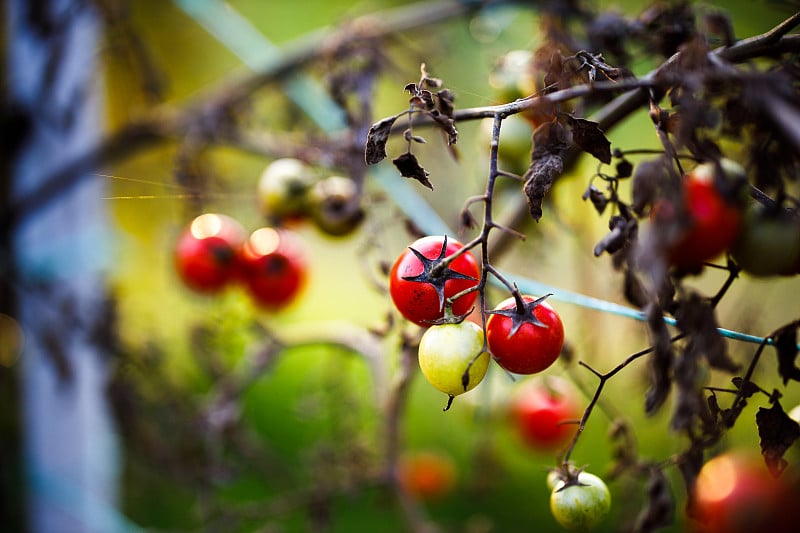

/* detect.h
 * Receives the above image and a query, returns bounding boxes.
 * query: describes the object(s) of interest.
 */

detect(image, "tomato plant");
[690,452,794,533]
[486,294,564,375]
[257,158,315,222]
[657,161,743,269]
[550,470,611,532]
[417,321,488,408]
[730,205,800,277]
[389,236,480,326]
[237,226,308,310]
[511,376,580,451]
[174,213,246,293]
[397,450,456,501]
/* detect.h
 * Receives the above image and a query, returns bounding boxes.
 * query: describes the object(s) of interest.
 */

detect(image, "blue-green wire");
[173,0,779,348]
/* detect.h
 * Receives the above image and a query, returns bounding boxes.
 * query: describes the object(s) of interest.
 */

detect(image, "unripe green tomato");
[489,50,536,104]
[257,158,315,220]
[418,321,489,398]
[730,206,800,277]
[550,471,611,532]
[307,175,364,237]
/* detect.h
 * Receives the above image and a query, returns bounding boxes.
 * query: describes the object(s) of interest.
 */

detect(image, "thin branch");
[5,0,483,229]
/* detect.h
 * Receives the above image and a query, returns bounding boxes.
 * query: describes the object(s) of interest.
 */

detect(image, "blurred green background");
[97,1,800,532]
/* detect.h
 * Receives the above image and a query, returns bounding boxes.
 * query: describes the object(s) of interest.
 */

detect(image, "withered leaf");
[524,122,570,222]
[645,303,674,415]
[774,324,800,385]
[594,215,637,257]
[582,183,609,215]
[674,293,739,372]
[568,117,612,164]
[365,115,398,165]
[616,159,633,178]
[430,111,458,146]
[672,344,703,433]
[532,120,571,156]
[524,154,563,222]
[393,152,433,190]
[623,268,648,308]
[678,445,704,518]
[437,89,455,118]
[634,467,675,533]
[731,377,760,399]
[631,158,670,216]
[756,402,800,477]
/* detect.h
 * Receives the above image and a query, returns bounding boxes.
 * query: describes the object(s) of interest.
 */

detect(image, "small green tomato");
[418,321,489,405]
[550,471,611,532]
[257,158,315,221]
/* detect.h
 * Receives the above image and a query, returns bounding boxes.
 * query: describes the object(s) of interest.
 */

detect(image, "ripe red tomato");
[174,213,246,293]
[660,162,742,269]
[691,452,795,533]
[511,376,580,450]
[397,450,456,501]
[485,294,564,375]
[237,227,308,310]
[389,236,480,326]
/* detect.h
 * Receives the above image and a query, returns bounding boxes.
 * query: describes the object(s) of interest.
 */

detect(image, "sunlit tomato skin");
[664,162,743,269]
[237,227,308,310]
[417,321,488,399]
[550,471,611,532]
[690,452,795,533]
[397,450,456,501]
[389,236,480,326]
[486,295,564,375]
[511,377,580,451]
[730,206,800,277]
[174,213,246,293]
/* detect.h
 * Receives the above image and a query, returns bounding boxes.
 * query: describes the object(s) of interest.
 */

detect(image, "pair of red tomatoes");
[388,235,565,377]
[174,213,307,310]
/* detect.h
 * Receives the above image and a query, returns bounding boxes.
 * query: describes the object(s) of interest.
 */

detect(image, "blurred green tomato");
[307,175,364,237]
[730,205,800,277]
[257,158,315,221]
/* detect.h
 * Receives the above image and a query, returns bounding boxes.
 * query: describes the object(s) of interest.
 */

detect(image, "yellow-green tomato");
[550,471,611,532]
[418,321,489,398]
[257,158,315,220]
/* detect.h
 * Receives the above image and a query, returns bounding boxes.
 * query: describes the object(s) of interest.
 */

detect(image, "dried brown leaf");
[568,116,612,164]
[392,152,433,190]
[756,402,800,477]
[365,115,398,165]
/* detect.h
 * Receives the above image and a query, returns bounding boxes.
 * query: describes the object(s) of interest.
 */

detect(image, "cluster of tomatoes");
[653,159,800,276]
[388,235,566,405]
[173,212,307,310]
[388,235,617,529]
